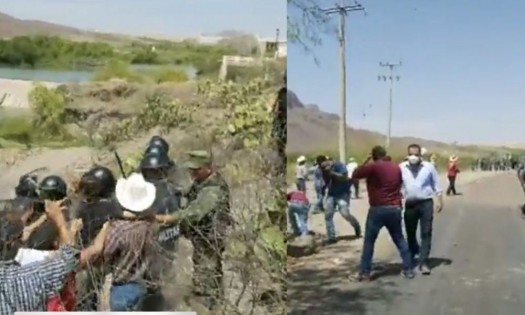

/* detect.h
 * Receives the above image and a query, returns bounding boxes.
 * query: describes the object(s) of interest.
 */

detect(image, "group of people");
[291,154,362,243]
[289,144,450,279]
[0,135,232,313]
[472,156,518,171]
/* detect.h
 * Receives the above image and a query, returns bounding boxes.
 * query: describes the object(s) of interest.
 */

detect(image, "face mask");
[407,155,420,165]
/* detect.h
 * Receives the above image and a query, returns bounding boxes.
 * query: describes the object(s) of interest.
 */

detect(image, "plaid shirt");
[0,245,79,315]
[103,220,158,284]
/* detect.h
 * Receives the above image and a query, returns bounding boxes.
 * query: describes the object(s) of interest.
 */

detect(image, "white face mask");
[407,155,420,165]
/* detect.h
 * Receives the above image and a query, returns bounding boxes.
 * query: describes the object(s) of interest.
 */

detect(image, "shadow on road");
[428,257,453,269]
[288,255,402,315]
[371,257,453,280]
[334,235,361,242]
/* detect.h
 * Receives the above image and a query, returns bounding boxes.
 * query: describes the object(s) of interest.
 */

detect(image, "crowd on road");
[0,136,232,313]
[471,156,519,172]
[288,144,467,280]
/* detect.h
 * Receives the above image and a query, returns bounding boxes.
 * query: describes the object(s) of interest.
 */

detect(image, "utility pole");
[378,61,401,149]
[322,1,365,163]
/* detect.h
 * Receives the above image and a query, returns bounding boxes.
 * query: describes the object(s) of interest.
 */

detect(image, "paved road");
[289,172,525,315]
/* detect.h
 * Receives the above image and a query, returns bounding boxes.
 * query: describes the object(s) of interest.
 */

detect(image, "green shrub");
[153,69,189,83]
[29,84,70,139]
[197,79,273,148]
[92,60,143,82]
[0,35,114,69]
[0,114,32,144]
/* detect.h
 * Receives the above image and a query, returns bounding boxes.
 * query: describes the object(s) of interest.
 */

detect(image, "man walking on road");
[318,155,361,244]
[400,144,444,275]
[351,146,414,281]
[446,155,460,195]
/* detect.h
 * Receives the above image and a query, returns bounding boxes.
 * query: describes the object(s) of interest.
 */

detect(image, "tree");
[287,0,330,51]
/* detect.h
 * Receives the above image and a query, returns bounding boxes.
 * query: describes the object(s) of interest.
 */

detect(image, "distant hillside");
[287,89,514,157]
[0,12,135,42]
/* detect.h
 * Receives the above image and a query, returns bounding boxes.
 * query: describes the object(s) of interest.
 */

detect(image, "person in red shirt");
[351,146,414,281]
[287,190,310,238]
[446,155,460,195]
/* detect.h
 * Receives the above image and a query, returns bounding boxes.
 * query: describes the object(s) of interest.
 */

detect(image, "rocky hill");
[0,11,132,42]
[287,89,509,157]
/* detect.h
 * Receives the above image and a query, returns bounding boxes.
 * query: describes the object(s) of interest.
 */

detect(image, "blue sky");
[288,0,525,145]
[1,0,286,38]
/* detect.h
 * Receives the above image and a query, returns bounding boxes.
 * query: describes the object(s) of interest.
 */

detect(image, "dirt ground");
[287,170,503,314]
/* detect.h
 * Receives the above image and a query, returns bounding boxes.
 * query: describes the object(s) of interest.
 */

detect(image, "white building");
[276,41,287,58]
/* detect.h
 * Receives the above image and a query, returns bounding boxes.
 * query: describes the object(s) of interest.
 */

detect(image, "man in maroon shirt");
[351,146,414,281]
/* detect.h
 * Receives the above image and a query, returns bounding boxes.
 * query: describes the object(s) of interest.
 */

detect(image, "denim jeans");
[288,202,309,236]
[324,193,361,240]
[110,282,146,311]
[360,206,412,274]
[404,199,434,266]
[296,178,306,192]
[314,185,325,210]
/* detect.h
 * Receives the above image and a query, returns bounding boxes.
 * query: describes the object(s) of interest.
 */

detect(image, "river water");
[0,65,197,83]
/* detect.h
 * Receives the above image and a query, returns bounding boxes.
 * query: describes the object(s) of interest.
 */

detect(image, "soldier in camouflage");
[156,150,231,311]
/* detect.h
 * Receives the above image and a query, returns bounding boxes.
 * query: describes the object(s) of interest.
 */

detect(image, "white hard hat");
[297,155,306,163]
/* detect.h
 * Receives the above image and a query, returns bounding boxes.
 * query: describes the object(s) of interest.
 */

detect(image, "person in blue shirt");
[318,155,361,244]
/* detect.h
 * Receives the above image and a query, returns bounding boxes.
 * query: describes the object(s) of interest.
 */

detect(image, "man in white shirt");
[346,157,359,199]
[400,144,443,275]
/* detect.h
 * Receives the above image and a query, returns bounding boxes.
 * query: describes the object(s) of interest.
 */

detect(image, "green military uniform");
[179,150,231,310]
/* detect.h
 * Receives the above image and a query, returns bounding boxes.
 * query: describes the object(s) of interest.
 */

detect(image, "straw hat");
[449,155,458,162]
[115,173,156,212]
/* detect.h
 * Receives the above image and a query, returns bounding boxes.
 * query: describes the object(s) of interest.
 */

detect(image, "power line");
[322,0,365,162]
[378,61,402,149]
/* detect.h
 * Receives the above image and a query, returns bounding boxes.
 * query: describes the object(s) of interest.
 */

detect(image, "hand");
[70,218,83,235]
[122,211,138,219]
[22,227,33,242]
[157,214,178,225]
[93,222,111,249]
[44,199,67,221]
[435,202,443,213]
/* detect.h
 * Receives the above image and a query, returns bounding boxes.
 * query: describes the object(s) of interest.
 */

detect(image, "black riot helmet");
[147,136,169,154]
[38,175,67,201]
[14,174,39,198]
[79,166,116,199]
[140,151,171,170]
[144,144,164,156]
[140,151,171,181]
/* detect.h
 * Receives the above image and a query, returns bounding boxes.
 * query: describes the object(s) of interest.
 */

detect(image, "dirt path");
[287,170,506,314]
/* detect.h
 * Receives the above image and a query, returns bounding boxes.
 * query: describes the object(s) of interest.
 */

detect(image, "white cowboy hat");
[449,155,458,162]
[297,155,306,163]
[115,172,156,213]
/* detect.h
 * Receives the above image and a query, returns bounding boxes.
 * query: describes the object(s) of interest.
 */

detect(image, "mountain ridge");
[286,89,514,156]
